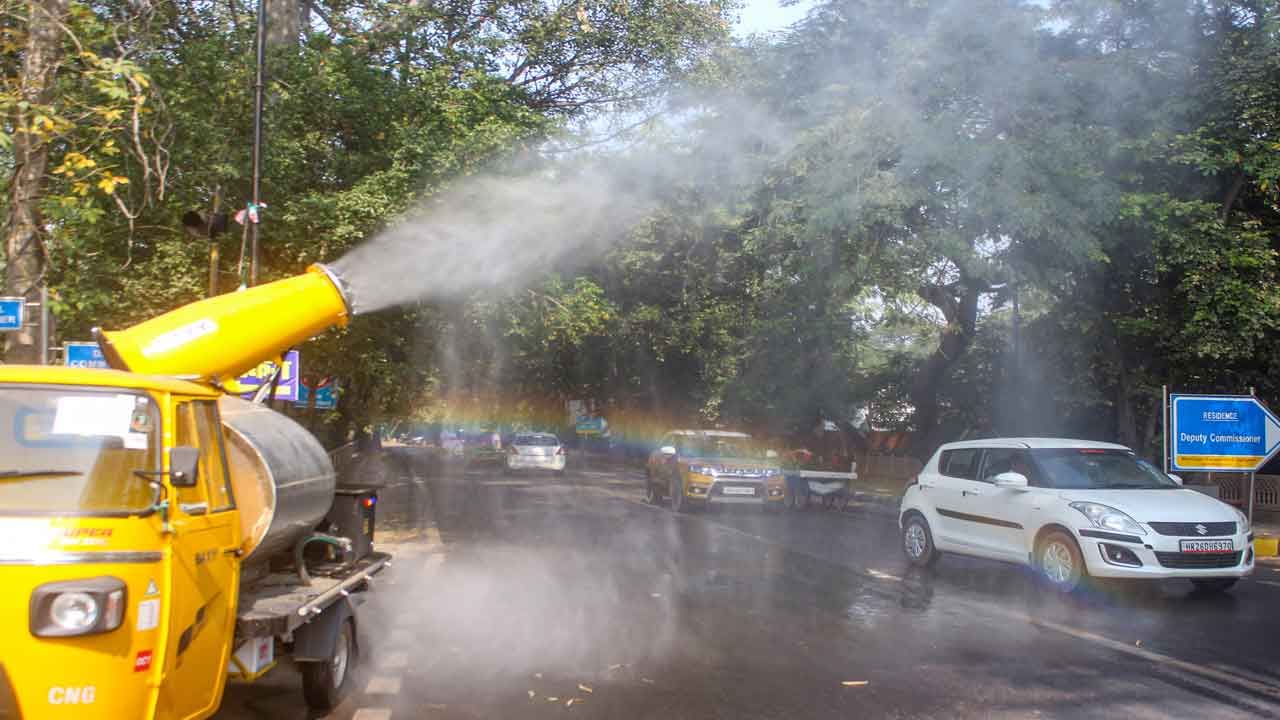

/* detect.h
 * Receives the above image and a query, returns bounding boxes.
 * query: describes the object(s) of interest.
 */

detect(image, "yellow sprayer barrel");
[95,264,351,382]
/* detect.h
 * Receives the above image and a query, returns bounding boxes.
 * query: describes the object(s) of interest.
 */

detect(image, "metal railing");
[1217,475,1280,510]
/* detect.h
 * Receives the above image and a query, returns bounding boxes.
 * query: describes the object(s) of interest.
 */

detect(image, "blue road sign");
[64,342,110,369]
[0,297,23,332]
[297,381,337,410]
[1171,394,1280,472]
[227,350,300,402]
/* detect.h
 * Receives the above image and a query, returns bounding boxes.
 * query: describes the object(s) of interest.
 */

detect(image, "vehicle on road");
[0,267,389,719]
[463,428,506,467]
[505,432,567,475]
[645,430,784,512]
[899,438,1254,593]
[781,448,859,510]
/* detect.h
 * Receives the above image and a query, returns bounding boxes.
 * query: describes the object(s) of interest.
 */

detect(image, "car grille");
[1147,522,1235,537]
[711,483,760,498]
[1154,551,1242,569]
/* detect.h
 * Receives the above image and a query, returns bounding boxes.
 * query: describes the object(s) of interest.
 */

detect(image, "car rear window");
[939,448,980,480]
[515,434,559,446]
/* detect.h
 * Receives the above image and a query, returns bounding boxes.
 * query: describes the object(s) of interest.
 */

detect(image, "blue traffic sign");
[297,381,337,410]
[64,342,110,369]
[0,297,23,332]
[1171,394,1280,472]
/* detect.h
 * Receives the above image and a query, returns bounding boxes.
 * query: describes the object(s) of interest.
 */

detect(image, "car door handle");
[963,489,983,497]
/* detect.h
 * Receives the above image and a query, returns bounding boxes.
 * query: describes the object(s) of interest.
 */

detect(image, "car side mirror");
[169,446,200,487]
[993,471,1029,490]
[1167,473,1184,486]
[660,445,676,456]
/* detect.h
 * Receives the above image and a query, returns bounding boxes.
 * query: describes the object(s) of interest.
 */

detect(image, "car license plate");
[1179,539,1234,553]
[722,486,755,496]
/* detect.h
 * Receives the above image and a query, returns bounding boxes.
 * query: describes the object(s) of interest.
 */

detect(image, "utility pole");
[249,0,268,286]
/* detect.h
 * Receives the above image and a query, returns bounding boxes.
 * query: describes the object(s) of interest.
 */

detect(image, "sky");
[734,0,812,37]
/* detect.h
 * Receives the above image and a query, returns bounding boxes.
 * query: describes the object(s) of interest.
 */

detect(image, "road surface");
[217,464,1280,719]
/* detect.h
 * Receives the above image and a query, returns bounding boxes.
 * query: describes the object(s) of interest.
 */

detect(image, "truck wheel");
[301,617,356,711]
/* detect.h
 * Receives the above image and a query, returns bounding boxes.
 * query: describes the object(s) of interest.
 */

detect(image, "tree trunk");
[266,0,301,46]
[909,281,983,460]
[3,0,68,364]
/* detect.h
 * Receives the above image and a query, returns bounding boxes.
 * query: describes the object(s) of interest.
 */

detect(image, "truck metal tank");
[219,396,336,564]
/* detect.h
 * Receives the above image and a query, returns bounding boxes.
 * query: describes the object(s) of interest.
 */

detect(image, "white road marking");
[352,709,393,720]
[380,651,409,670]
[1254,579,1280,588]
[585,483,1280,709]
[1024,615,1280,711]
[366,676,402,694]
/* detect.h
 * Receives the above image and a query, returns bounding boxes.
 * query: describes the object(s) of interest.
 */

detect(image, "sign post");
[1170,394,1280,522]
[0,297,24,333]
[226,350,300,402]
[64,342,110,369]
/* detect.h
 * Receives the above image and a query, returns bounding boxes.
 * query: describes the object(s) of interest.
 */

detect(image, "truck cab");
[0,366,241,719]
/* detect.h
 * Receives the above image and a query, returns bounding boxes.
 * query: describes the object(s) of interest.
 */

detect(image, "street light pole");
[249,0,267,286]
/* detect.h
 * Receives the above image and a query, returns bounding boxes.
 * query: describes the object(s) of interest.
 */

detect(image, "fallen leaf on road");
[608,664,624,671]
[547,697,559,702]
[566,698,580,707]
[528,690,536,699]
[578,684,593,693]
[842,681,869,687]
[651,593,662,598]
[534,673,543,679]
[641,678,654,685]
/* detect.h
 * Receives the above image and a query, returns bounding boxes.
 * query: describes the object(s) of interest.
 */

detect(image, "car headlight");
[1070,502,1146,536]
[30,577,126,638]
[688,464,719,477]
[1236,508,1251,535]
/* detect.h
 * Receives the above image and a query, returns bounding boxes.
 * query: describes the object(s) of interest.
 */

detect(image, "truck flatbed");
[236,551,391,638]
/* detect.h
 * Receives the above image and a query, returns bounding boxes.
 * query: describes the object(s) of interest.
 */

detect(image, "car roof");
[939,437,1131,451]
[667,429,752,439]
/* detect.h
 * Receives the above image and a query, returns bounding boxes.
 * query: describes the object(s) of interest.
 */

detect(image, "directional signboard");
[1171,394,1280,472]
[64,342,110,369]
[0,297,23,332]
[225,350,300,402]
[297,380,337,410]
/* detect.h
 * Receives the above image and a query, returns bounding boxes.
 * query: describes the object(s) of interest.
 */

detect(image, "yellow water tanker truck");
[0,265,391,719]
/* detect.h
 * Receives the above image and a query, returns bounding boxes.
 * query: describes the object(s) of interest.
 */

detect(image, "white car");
[505,433,567,476]
[899,438,1253,593]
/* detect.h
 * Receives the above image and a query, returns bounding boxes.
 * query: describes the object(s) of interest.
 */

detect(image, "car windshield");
[0,386,160,515]
[1031,449,1177,490]
[515,434,559,446]
[686,436,765,460]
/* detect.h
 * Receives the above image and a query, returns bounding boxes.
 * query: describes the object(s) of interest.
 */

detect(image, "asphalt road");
[217,466,1280,719]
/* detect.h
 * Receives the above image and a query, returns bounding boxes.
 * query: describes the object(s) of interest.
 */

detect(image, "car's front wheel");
[644,471,663,505]
[902,513,940,568]
[1190,578,1237,594]
[1037,531,1085,593]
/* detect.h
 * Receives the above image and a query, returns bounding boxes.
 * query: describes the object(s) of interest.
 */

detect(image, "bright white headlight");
[1069,502,1146,536]
[50,592,99,632]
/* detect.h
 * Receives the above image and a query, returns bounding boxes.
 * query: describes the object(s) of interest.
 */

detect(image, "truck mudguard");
[292,597,361,663]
